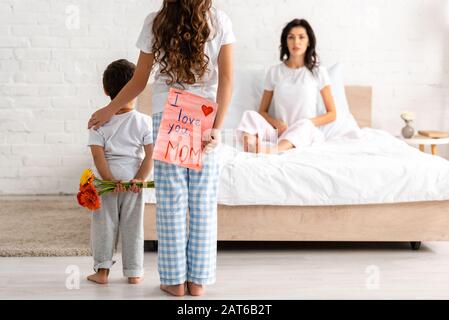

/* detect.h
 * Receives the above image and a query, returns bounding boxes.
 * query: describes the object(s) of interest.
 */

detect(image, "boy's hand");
[88,105,115,130]
[129,179,143,193]
[113,181,126,193]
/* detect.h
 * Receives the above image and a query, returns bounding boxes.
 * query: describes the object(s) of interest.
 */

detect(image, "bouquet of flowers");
[76,169,155,211]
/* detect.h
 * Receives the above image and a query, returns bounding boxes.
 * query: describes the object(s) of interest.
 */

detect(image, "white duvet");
[145,128,449,206]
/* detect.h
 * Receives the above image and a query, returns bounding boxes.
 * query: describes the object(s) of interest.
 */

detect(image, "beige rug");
[0,196,92,257]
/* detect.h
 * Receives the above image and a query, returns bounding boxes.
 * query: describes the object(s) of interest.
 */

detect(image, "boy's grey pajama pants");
[91,191,144,277]
[152,112,220,286]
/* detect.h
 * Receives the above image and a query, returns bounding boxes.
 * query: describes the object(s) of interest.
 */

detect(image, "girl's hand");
[276,121,288,137]
[202,129,221,154]
[129,179,143,193]
[113,181,126,193]
[88,105,115,130]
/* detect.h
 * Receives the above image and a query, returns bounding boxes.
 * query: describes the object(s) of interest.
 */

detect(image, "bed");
[140,69,449,251]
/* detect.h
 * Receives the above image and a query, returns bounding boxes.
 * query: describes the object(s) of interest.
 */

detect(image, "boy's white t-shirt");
[87,110,153,181]
[264,63,331,125]
[135,7,236,115]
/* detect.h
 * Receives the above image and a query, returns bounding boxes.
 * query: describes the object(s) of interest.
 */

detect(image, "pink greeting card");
[153,88,218,171]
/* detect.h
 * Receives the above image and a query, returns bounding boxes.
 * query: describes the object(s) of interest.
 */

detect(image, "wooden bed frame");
[142,86,449,250]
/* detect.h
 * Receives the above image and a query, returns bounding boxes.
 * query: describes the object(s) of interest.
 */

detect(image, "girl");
[238,19,336,154]
[87,0,235,296]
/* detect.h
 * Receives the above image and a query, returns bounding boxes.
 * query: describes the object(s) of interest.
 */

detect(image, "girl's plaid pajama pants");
[152,112,219,285]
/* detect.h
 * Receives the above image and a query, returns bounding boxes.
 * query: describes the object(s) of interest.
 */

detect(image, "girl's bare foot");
[160,283,186,297]
[187,281,205,296]
[87,268,109,284]
[128,277,143,285]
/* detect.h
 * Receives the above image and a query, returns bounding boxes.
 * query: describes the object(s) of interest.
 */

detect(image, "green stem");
[96,180,155,196]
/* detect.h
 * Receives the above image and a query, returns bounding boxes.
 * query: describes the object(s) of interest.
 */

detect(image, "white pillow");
[317,63,360,139]
[222,67,266,130]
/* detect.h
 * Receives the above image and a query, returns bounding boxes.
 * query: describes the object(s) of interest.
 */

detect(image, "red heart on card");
[202,105,214,117]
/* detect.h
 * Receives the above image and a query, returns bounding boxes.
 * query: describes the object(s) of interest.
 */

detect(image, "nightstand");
[399,135,449,155]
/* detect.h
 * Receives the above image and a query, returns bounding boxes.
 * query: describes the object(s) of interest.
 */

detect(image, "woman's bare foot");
[256,143,275,154]
[257,139,294,154]
[242,133,258,153]
[160,283,186,297]
[187,281,205,296]
[128,277,143,285]
[243,134,276,154]
[87,268,109,284]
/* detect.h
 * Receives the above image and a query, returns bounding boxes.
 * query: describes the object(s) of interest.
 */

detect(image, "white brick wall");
[0,0,448,195]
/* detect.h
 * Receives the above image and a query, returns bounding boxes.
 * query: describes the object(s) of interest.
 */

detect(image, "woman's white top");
[264,63,331,125]
[136,7,236,115]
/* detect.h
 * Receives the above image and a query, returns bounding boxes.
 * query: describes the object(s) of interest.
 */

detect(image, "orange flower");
[77,183,100,211]
[76,168,154,211]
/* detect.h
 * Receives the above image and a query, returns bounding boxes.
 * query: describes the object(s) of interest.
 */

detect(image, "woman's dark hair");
[280,19,319,72]
[102,59,136,100]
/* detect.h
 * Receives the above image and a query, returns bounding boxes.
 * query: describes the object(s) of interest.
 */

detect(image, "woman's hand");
[129,179,144,193]
[202,129,222,154]
[88,105,116,130]
[275,121,288,137]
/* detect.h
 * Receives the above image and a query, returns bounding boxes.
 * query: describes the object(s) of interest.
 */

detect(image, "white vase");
[402,121,415,139]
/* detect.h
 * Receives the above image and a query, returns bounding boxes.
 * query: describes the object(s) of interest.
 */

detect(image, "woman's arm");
[88,51,154,130]
[213,44,234,130]
[258,90,288,135]
[310,85,337,127]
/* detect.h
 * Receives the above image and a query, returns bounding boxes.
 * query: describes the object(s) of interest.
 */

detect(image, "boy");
[87,59,153,285]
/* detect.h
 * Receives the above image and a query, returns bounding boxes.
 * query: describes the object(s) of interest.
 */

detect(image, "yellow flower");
[80,169,94,186]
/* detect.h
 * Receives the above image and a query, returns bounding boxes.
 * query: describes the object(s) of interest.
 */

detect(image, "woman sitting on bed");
[237,19,337,154]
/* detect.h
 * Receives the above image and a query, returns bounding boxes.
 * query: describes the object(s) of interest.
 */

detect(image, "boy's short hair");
[102,59,136,100]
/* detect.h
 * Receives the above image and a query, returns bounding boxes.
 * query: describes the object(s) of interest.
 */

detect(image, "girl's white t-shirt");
[136,7,236,115]
[264,63,331,125]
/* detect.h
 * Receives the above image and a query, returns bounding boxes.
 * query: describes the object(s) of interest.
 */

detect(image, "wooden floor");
[1,241,449,300]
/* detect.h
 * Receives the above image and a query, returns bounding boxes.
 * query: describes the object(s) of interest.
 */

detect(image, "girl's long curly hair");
[152,0,213,86]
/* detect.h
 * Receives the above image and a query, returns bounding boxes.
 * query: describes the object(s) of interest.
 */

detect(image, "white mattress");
[144,128,449,206]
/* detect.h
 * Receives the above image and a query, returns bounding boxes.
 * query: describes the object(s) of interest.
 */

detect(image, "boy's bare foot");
[160,283,186,297]
[87,268,109,284]
[128,277,143,285]
[187,281,205,296]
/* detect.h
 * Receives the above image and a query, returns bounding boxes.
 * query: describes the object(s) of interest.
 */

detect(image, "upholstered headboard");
[345,86,372,128]
[138,84,373,129]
